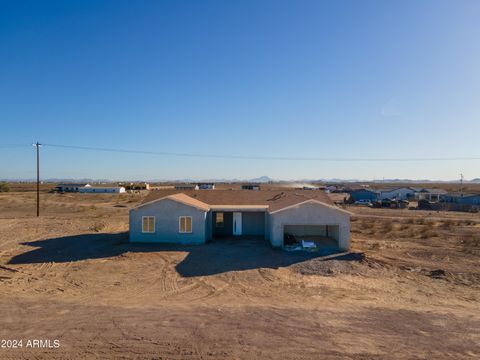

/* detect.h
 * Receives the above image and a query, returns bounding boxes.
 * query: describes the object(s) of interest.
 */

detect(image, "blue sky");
[1,0,479,181]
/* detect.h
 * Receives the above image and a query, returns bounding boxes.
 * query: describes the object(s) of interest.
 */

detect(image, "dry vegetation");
[0,189,479,359]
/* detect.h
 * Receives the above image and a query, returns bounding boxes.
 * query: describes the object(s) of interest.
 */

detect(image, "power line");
[40,143,480,162]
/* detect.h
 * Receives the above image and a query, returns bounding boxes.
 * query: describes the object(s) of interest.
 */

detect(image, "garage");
[283,224,340,251]
[269,199,350,251]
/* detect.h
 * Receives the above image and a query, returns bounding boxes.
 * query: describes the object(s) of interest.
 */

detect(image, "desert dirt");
[0,191,479,359]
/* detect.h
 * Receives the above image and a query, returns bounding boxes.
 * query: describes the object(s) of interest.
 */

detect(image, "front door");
[233,212,242,236]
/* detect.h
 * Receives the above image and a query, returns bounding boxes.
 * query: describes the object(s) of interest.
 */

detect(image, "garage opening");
[283,225,340,252]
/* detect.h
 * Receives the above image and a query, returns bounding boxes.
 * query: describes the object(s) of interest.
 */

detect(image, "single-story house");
[197,183,215,190]
[175,184,200,190]
[125,182,150,191]
[129,190,350,250]
[441,194,480,206]
[78,186,126,193]
[56,183,91,192]
[377,187,415,201]
[241,184,261,191]
[413,188,448,202]
[348,188,378,202]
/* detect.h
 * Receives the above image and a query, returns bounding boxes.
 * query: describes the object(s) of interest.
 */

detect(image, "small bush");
[417,227,437,239]
[461,235,480,255]
[89,221,106,232]
[0,182,10,192]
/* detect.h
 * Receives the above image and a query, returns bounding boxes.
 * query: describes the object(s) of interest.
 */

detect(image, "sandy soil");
[0,191,479,359]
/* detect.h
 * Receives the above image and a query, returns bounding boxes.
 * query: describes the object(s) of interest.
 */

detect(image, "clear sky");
[1,0,479,181]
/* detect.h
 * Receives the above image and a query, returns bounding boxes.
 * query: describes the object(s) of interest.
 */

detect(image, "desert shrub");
[461,234,480,255]
[89,221,106,232]
[415,218,426,225]
[417,227,437,239]
[361,220,375,229]
[0,182,10,192]
[380,221,394,233]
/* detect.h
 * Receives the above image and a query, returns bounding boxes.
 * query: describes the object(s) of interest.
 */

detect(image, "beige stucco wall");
[129,198,207,244]
[269,202,350,250]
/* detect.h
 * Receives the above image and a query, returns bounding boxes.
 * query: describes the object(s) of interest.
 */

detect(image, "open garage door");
[283,225,340,252]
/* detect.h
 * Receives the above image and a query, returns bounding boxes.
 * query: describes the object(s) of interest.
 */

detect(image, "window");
[215,212,224,228]
[142,216,155,233]
[179,216,192,233]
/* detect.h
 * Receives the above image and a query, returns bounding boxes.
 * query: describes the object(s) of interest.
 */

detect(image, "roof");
[140,189,335,212]
[58,183,89,187]
[377,187,414,193]
[139,193,210,211]
[420,188,448,194]
[349,188,378,194]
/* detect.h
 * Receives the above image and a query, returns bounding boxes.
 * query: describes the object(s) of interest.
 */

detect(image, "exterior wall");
[59,184,90,192]
[378,188,414,201]
[198,184,215,190]
[264,212,270,241]
[269,202,350,250]
[129,199,207,244]
[79,187,125,193]
[241,212,265,236]
[349,190,378,202]
[205,212,213,241]
[442,195,480,205]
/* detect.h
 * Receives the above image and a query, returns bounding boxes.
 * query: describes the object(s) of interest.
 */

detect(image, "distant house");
[413,188,447,202]
[348,188,378,202]
[377,187,415,201]
[302,185,320,190]
[125,183,150,191]
[442,194,480,206]
[242,184,261,191]
[197,183,215,190]
[56,183,91,192]
[129,190,350,250]
[175,184,199,190]
[78,186,126,194]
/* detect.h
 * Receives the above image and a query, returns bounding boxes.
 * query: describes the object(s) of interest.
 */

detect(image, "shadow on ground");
[8,233,356,277]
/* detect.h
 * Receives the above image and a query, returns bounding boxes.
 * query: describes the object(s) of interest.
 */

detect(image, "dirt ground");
[0,191,479,359]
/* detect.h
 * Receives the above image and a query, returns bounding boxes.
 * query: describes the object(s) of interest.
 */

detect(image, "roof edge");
[269,199,352,215]
[132,194,210,211]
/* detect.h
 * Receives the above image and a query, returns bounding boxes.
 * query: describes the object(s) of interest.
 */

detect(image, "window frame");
[215,212,224,228]
[142,216,155,233]
[179,216,193,234]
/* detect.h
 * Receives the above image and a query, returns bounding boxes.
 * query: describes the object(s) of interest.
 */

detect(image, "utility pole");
[460,173,464,198]
[33,142,41,216]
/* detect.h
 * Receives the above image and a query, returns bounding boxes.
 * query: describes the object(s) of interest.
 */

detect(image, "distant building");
[378,187,415,201]
[175,184,199,190]
[442,194,480,206]
[197,183,215,190]
[242,184,261,191]
[56,183,91,192]
[413,188,447,202]
[78,186,126,194]
[348,188,378,202]
[126,183,150,191]
[325,185,337,193]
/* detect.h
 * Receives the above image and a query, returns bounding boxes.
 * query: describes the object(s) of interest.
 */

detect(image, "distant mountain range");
[1,176,479,184]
